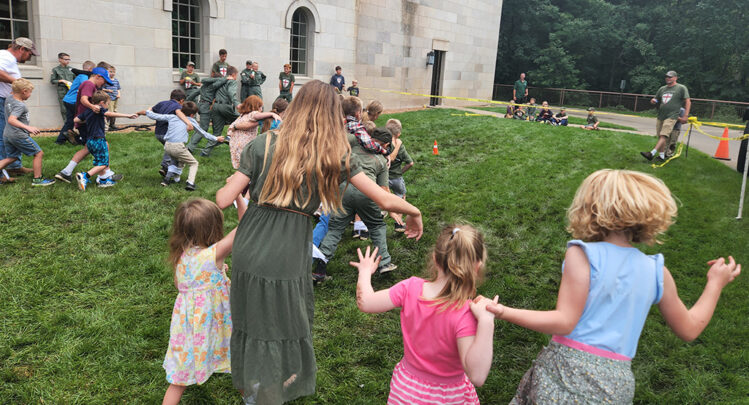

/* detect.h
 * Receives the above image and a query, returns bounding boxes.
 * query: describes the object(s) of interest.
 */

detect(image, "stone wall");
[19,0,501,129]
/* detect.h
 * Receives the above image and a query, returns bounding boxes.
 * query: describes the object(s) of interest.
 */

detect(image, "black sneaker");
[312,259,330,284]
[640,151,654,161]
[359,230,370,241]
[352,229,360,239]
[185,182,196,191]
[54,171,72,183]
[394,223,406,233]
[159,166,167,177]
[654,155,666,163]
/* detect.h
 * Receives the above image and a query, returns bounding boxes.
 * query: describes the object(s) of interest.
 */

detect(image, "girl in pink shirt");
[352,224,497,404]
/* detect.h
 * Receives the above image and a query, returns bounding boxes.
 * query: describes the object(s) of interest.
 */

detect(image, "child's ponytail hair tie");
[450,228,460,240]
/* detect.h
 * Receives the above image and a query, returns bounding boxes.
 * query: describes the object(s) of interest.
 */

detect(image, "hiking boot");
[31,177,55,187]
[352,229,360,239]
[55,172,72,183]
[359,230,370,241]
[378,263,398,274]
[654,155,666,163]
[394,222,406,233]
[312,259,330,284]
[185,182,196,191]
[158,166,167,177]
[66,130,79,145]
[97,178,117,188]
[640,151,654,161]
[76,172,89,191]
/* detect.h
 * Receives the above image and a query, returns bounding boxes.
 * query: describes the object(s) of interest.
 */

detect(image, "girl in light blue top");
[486,169,741,404]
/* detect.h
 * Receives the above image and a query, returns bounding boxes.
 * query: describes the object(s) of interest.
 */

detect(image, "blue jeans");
[312,213,330,247]
[0,97,22,169]
[56,102,76,143]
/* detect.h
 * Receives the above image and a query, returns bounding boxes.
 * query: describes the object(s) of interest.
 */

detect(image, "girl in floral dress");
[162,197,246,405]
[227,95,281,170]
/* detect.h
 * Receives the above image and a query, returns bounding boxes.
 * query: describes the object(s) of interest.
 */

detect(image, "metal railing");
[493,84,749,121]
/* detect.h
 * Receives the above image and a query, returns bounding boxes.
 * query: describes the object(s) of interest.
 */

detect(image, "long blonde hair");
[258,80,351,213]
[428,224,487,311]
[168,198,224,269]
[567,169,677,245]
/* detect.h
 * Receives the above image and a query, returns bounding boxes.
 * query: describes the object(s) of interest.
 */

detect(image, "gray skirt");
[510,341,635,405]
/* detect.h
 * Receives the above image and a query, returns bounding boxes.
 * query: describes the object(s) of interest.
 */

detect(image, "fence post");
[599,93,602,108]
[711,102,716,119]
[634,96,638,112]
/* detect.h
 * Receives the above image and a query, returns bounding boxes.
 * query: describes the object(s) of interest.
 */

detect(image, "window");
[0,0,30,49]
[172,0,201,69]
[289,8,310,76]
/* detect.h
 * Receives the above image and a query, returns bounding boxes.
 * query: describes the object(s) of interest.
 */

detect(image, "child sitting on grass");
[0,79,55,186]
[487,169,741,404]
[143,101,224,191]
[526,98,538,120]
[581,107,600,130]
[551,108,568,126]
[74,90,138,190]
[385,118,414,232]
[162,197,246,405]
[352,225,497,404]
[535,101,553,123]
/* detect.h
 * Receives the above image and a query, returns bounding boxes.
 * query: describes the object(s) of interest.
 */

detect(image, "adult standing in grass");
[513,72,528,104]
[216,80,423,404]
[640,71,690,162]
[0,37,37,181]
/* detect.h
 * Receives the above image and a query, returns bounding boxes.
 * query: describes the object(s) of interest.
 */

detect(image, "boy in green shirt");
[50,52,75,123]
[210,49,228,77]
[386,118,414,232]
[203,65,238,157]
[240,60,253,102]
[187,76,227,152]
[179,61,201,102]
[277,63,295,102]
[581,107,600,130]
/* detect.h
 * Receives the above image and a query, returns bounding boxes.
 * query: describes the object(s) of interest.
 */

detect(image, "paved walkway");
[446,105,744,170]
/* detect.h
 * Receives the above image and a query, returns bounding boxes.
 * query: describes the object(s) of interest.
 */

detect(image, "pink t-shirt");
[388,277,477,381]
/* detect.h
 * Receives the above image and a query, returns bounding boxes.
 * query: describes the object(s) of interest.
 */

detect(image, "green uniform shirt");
[587,114,599,125]
[180,70,201,91]
[352,143,388,186]
[514,79,528,98]
[250,70,266,86]
[199,77,227,102]
[388,144,413,179]
[214,79,239,106]
[279,72,295,93]
[212,61,229,77]
[240,68,253,85]
[50,65,75,98]
[655,83,689,121]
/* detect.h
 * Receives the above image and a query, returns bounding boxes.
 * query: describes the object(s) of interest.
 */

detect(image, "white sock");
[354,220,368,232]
[103,169,114,178]
[650,149,657,156]
[2,169,9,179]
[61,160,78,176]
[311,244,328,262]
[659,152,665,159]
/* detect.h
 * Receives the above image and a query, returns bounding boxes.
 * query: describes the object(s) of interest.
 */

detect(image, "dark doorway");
[429,50,446,106]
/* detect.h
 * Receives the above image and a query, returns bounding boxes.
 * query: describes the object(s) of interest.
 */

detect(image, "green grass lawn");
[474,106,638,131]
[1,109,747,403]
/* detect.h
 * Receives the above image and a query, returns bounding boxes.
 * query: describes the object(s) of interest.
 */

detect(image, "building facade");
[13,0,502,128]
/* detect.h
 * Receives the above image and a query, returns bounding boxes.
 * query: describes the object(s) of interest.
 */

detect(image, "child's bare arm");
[80,95,100,113]
[252,111,281,121]
[351,246,396,313]
[217,172,251,209]
[459,295,498,387]
[402,162,414,174]
[658,258,740,342]
[232,120,259,131]
[8,115,39,134]
[215,228,237,264]
[103,111,137,119]
[487,245,589,335]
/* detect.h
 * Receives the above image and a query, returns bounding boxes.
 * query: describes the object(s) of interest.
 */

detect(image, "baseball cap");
[13,37,39,56]
[665,70,678,77]
[371,127,392,144]
[186,61,195,66]
[91,67,114,85]
[587,107,596,111]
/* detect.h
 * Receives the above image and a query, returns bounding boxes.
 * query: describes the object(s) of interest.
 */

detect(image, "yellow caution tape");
[688,117,749,140]
[450,113,484,117]
[651,130,690,169]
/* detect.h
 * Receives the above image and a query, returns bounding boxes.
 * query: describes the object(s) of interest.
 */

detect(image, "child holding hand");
[352,225,497,404]
[227,95,281,170]
[487,169,741,404]
[162,197,246,405]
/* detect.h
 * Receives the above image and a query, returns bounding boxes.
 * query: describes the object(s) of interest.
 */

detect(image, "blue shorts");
[4,134,41,158]
[389,177,406,198]
[86,138,109,167]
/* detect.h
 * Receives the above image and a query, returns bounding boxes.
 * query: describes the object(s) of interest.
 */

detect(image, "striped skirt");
[387,359,480,405]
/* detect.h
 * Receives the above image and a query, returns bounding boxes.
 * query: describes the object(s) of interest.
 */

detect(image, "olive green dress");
[231,132,361,403]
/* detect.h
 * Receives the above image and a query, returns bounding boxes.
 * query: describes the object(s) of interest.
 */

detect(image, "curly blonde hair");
[567,169,677,245]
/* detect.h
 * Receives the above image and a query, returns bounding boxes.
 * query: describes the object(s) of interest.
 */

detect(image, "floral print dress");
[228,111,259,169]
[163,244,232,385]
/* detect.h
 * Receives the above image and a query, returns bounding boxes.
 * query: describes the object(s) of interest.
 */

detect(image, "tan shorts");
[656,118,677,138]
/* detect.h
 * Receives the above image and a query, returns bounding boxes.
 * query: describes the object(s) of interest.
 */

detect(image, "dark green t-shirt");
[514,79,528,98]
[352,143,388,186]
[389,144,413,179]
[655,83,690,121]
[587,114,599,125]
[279,72,295,93]
[212,61,229,77]
[180,70,201,91]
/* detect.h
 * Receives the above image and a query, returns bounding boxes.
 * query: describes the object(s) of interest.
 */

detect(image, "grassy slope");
[474,106,638,131]
[0,110,747,403]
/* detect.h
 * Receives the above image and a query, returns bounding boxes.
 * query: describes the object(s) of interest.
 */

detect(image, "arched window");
[172,0,201,69]
[289,8,313,76]
[0,0,31,49]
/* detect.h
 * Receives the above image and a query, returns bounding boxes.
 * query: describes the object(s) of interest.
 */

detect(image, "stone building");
[9,0,502,129]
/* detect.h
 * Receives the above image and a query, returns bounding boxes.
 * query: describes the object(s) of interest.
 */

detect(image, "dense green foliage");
[495,0,749,100]
[1,110,747,403]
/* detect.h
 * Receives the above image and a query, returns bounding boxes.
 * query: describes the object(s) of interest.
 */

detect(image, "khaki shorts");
[656,118,677,138]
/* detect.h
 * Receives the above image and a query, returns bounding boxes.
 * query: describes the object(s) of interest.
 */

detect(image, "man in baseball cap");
[13,37,39,57]
[641,70,691,162]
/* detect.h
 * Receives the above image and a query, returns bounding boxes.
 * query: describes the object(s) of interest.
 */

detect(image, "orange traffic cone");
[433,140,439,155]
[713,127,731,160]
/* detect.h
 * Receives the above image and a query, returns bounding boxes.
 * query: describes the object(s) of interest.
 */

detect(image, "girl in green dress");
[216,80,423,404]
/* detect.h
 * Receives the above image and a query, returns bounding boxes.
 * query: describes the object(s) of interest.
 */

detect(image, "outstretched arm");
[351,246,395,313]
[658,258,740,342]
[458,295,498,387]
[349,172,422,240]
[487,245,589,335]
